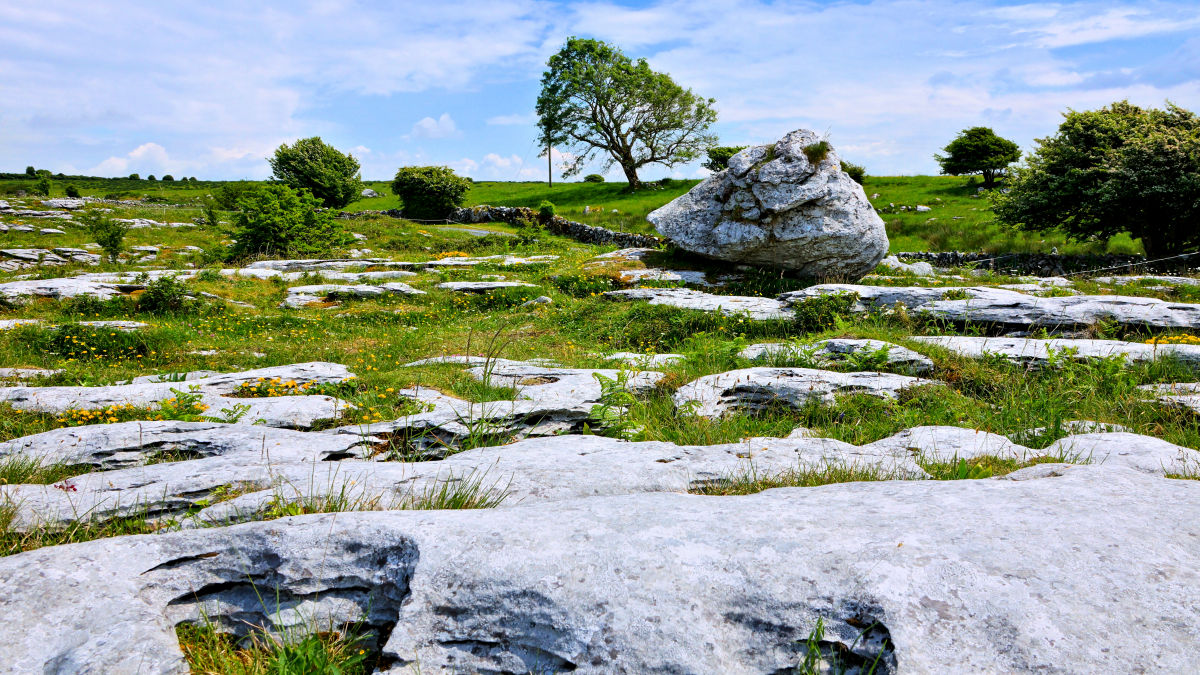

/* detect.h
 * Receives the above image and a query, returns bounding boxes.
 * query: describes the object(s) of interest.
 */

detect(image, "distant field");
[2,174,1142,255]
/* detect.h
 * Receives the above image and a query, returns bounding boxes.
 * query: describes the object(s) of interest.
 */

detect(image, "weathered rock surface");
[0,277,136,303]
[605,287,791,320]
[467,362,664,403]
[436,281,539,293]
[1140,382,1200,419]
[879,255,934,276]
[0,362,354,428]
[1094,275,1200,287]
[604,352,687,368]
[40,198,86,210]
[783,284,1200,329]
[648,129,887,277]
[361,188,380,198]
[0,367,60,381]
[740,338,934,374]
[280,283,424,308]
[675,367,941,417]
[1,464,1198,673]
[913,336,1200,366]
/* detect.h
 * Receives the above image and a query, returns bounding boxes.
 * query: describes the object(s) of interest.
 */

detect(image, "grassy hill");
[3,174,1142,255]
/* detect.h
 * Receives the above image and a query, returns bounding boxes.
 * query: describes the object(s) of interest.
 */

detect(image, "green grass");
[176,621,370,675]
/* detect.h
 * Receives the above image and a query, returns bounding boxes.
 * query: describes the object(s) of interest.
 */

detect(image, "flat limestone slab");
[436,281,539,293]
[0,277,137,303]
[783,284,1200,329]
[1,465,1197,673]
[740,338,934,374]
[0,362,354,428]
[675,366,941,418]
[912,336,1200,366]
[605,287,792,320]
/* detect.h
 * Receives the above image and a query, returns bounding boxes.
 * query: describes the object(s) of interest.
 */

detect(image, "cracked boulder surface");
[740,338,934,375]
[0,362,354,429]
[648,129,888,277]
[1,465,1198,673]
[675,367,942,418]
[912,336,1200,367]
[605,287,792,320]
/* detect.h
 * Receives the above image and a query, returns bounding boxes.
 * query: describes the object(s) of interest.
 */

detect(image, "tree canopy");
[935,126,1021,187]
[536,37,717,190]
[269,137,363,208]
[992,101,1200,258]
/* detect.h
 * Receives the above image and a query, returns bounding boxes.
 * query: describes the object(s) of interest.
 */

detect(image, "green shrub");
[230,184,353,258]
[32,177,51,196]
[24,166,35,177]
[161,174,174,182]
[268,136,363,208]
[137,275,192,314]
[200,196,221,229]
[391,166,471,220]
[77,208,130,263]
[213,181,256,210]
[538,200,556,222]
[840,160,865,184]
[146,175,156,181]
[702,146,748,172]
[792,291,859,332]
[64,184,81,198]
[583,173,605,183]
[127,173,140,180]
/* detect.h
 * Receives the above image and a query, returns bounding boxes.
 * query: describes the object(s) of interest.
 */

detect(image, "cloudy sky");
[3,0,1198,181]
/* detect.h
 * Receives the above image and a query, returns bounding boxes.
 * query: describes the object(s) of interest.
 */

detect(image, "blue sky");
[2,0,1198,181]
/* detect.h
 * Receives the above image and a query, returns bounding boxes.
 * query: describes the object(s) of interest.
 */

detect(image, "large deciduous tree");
[536,38,717,190]
[935,126,1021,187]
[269,137,363,208]
[992,101,1200,257]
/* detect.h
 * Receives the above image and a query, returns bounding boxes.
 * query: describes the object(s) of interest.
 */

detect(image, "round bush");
[583,174,605,183]
[269,137,363,208]
[64,184,81,198]
[390,166,471,220]
[231,184,353,258]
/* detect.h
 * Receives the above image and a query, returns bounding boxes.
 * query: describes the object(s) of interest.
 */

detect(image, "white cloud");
[410,113,460,140]
[487,113,536,126]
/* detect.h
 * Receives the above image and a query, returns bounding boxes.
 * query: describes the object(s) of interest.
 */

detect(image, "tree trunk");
[982,169,996,188]
[621,163,641,191]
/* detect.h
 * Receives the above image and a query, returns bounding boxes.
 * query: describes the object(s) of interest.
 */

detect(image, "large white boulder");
[648,129,887,277]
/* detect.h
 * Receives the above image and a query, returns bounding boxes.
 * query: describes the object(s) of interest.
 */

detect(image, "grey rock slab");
[0,362,354,428]
[401,355,543,368]
[2,465,1199,673]
[604,352,687,368]
[0,420,364,471]
[78,320,150,331]
[39,198,86,209]
[2,248,68,265]
[649,129,887,277]
[783,283,1200,329]
[912,336,1200,366]
[0,367,60,381]
[38,228,65,235]
[0,277,135,303]
[467,362,664,403]
[1014,420,1132,439]
[740,338,934,374]
[279,283,424,308]
[605,287,792,320]
[1044,432,1200,475]
[675,367,941,418]
[1094,275,1200,287]
[1140,382,1200,418]
[0,319,42,330]
[435,281,539,293]
[879,255,933,276]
